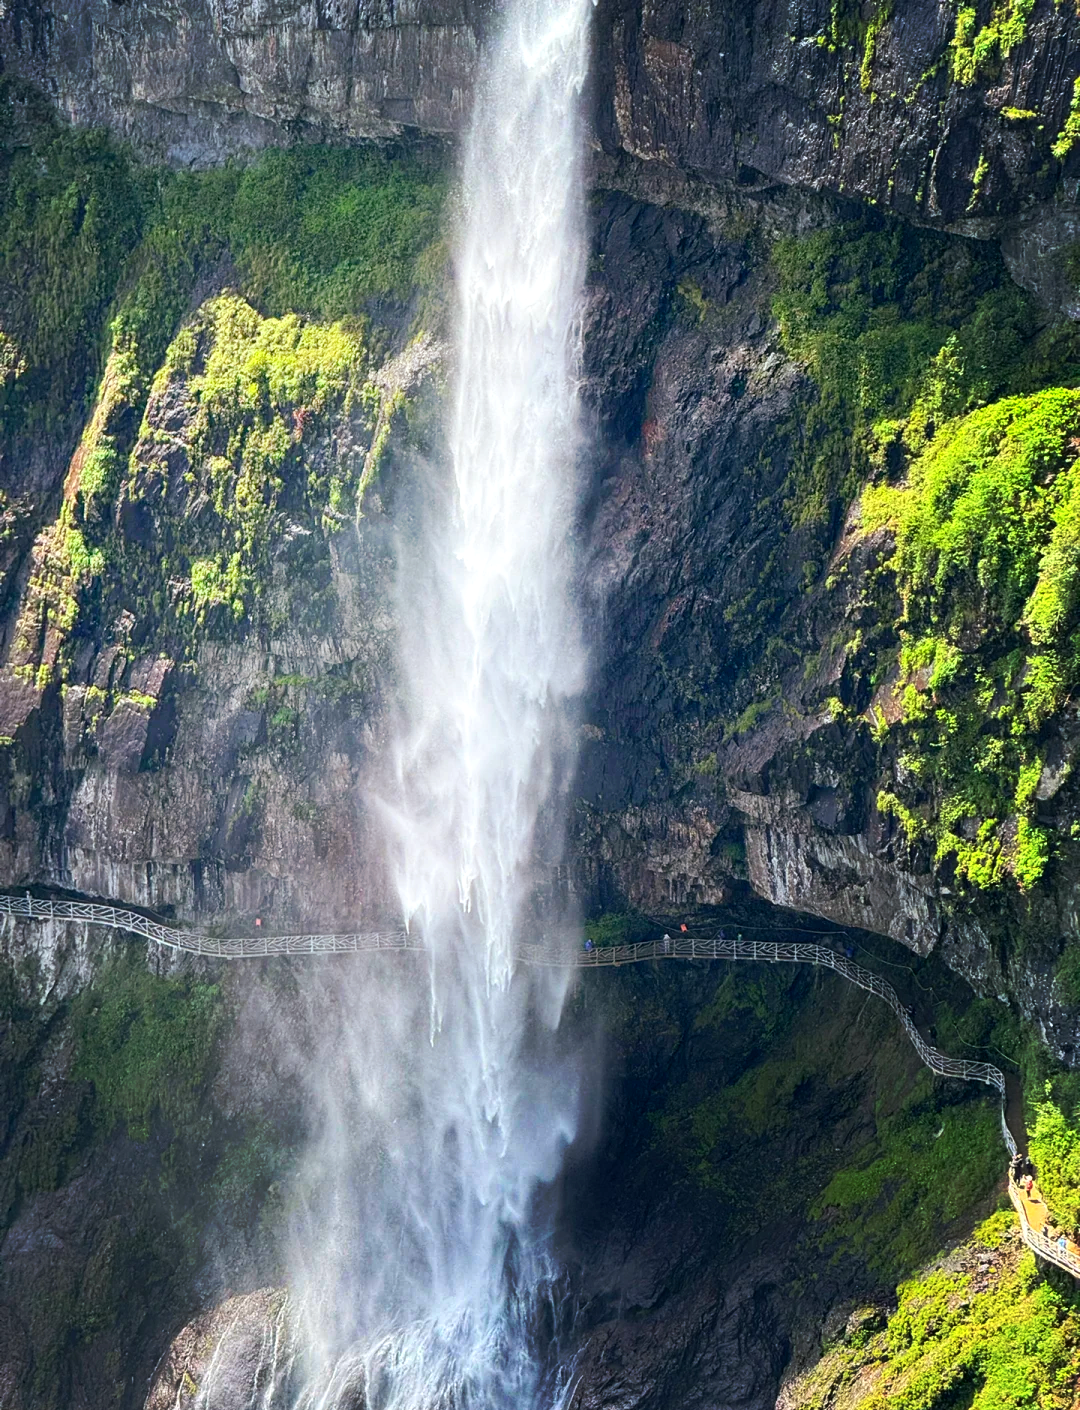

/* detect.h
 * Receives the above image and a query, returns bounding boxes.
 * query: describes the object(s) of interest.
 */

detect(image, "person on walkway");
[1026,1175,1035,1197]
[584,938,594,953]
[1042,1223,1050,1238]
[1059,1233,1068,1252]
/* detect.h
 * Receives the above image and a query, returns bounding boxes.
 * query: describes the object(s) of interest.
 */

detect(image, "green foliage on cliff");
[770,212,1072,537]
[1053,77,1080,163]
[1028,1067,1080,1235]
[649,958,1002,1281]
[133,291,369,622]
[226,146,447,319]
[583,910,652,946]
[862,390,1080,890]
[950,0,1035,87]
[774,213,1080,897]
[0,80,151,433]
[0,78,446,447]
[0,85,445,688]
[786,1215,1080,1410]
[71,953,224,1142]
[813,1071,1002,1278]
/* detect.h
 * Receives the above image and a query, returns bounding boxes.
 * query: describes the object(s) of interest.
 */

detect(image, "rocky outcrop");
[0,293,447,930]
[569,186,1080,1058]
[144,1288,295,1410]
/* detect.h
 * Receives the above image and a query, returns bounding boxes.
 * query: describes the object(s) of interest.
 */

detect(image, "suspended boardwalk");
[3,891,1078,1280]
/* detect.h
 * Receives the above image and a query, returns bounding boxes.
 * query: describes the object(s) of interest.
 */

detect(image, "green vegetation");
[787,1215,1080,1409]
[583,910,653,947]
[0,79,151,434]
[648,958,1002,1282]
[134,291,369,622]
[860,1,893,93]
[1030,1081,1080,1233]
[773,212,1080,896]
[71,952,224,1142]
[863,391,1080,890]
[771,213,1066,533]
[1052,76,1080,162]
[0,79,446,440]
[224,145,447,319]
[813,1077,1002,1276]
[0,82,447,703]
[950,0,1036,87]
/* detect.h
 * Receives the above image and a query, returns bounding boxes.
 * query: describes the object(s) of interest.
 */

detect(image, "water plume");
[283,0,593,1404]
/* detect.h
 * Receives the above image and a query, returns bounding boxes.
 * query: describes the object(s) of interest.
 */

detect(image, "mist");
[282,0,595,1403]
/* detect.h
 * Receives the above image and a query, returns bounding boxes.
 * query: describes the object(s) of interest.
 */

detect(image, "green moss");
[770,213,1056,545]
[70,953,224,1143]
[813,1077,1002,1278]
[968,150,990,211]
[225,145,447,319]
[860,1,893,93]
[786,1217,1080,1410]
[133,292,369,624]
[1053,76,1080,162]
[862,390,1080,892]
[676,278,709,323]
[0,79,151,435]
[583,910,652,947]
[726,696,775,739]
[950,0,1036,86]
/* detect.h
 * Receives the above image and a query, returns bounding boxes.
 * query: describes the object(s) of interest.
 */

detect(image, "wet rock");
[3,0,1079,301]
[145,1288,296,1410]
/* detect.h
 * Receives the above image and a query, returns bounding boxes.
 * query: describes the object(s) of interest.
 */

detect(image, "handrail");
[9,891,1070,1274]
[0,895,1006,1096]
[1008,1180,1080,1278]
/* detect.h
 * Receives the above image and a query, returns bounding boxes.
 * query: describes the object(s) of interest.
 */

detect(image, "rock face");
[0,283,446,930]
[0,0,482,161]
[4,0,1080,298]
[144,1288,296,1410]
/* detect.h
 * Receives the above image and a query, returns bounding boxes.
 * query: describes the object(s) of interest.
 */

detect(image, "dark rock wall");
[2,0,1078,217]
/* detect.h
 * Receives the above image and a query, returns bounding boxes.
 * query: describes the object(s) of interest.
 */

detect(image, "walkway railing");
[0,896,1006,1099]
[0,893,422,958]
[1008,1180,1080,1279]
[12,890,1078,1276]
[566,935,1008,1097]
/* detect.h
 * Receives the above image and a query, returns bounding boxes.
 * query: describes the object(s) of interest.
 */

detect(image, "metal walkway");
[4,891,1077,1279]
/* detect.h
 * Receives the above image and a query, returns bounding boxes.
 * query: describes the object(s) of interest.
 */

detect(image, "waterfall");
[283,0,593,1405]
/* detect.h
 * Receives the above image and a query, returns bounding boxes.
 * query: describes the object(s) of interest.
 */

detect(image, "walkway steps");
[1008,1180,1080,1279]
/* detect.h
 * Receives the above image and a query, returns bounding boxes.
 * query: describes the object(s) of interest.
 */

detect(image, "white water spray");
[284,0,593,1405]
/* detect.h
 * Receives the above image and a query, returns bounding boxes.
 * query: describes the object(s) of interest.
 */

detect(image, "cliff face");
[4,81,1080,1051]
[4,12,1080,1409]
[5,0,1080,307]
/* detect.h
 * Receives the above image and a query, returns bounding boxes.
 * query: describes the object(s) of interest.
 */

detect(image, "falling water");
[283,0,593,1405]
